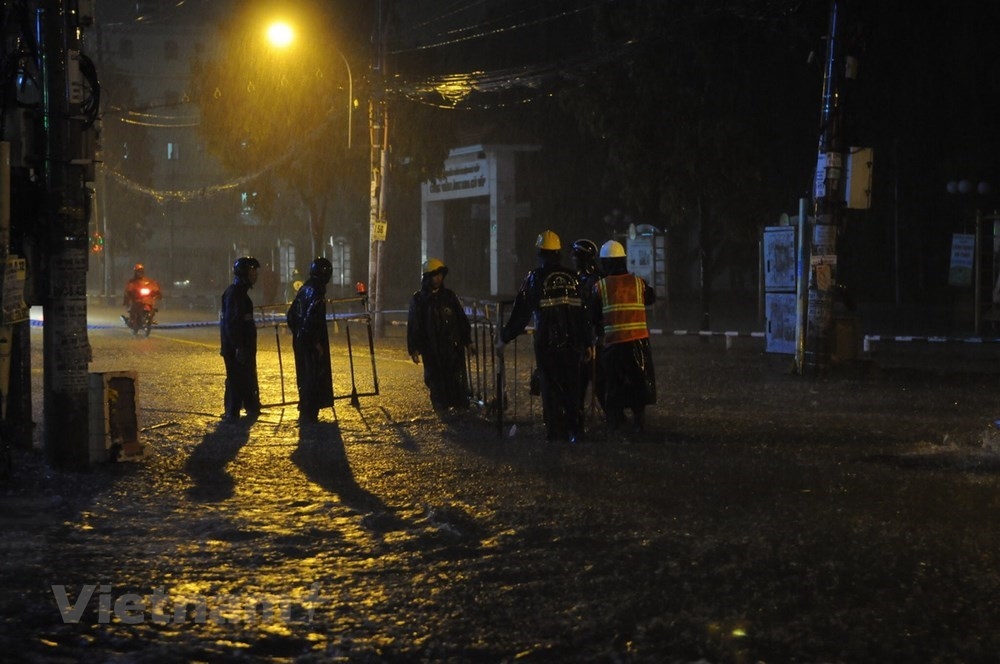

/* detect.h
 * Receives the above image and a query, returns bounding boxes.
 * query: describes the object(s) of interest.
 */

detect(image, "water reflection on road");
[4,319,1000,661]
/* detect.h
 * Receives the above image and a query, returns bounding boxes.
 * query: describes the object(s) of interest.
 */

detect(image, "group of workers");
[209,227,655,440]
[407,229,656,442]
[218,255,335,425]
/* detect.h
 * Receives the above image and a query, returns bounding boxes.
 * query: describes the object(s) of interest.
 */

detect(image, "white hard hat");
[599,240,626,259]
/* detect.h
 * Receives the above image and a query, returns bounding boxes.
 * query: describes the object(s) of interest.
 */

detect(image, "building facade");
[89,0,311,305]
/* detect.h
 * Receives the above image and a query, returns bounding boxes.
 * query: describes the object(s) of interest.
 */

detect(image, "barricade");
[463,301,766,437]
[463,299,543,437]
[255,294,379,414]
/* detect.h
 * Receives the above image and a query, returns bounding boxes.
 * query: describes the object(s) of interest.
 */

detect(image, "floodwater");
[3,307,1000,662]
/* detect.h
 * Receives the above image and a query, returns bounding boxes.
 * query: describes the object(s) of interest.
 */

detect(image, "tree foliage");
[190,1,368,254]
[559,0,819,288]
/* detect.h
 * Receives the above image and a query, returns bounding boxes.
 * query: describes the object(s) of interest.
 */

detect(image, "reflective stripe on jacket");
[596,273,649,346]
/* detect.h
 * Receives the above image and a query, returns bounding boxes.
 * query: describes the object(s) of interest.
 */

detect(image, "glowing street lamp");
[266,21,294,48]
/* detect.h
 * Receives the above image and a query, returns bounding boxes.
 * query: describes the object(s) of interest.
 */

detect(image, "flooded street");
[3,307,1000,662]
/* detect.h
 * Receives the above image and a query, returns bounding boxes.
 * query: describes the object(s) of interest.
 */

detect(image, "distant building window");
[167,142,179,161]
[165,40,179,61]
[120,39,133,59]
[241,191,257,215]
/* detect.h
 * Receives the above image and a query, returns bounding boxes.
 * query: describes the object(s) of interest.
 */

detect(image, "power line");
[399,0,489,35]
[393,35,639,109]
[391,0,611,55]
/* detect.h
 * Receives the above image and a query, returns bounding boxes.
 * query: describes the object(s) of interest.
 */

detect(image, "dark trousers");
[223,350,261,417]
[602,339,656,426]
[292,340,333,420]
[579,346,604,416]
[423,348,470,410]
[536,347,583,440]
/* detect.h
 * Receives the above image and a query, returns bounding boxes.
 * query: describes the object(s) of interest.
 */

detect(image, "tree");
[190,1,368,257]
[559,1,819,319]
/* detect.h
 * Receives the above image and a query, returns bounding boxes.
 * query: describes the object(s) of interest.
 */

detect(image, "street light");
[266,22,293,48]
[265,20,352,149]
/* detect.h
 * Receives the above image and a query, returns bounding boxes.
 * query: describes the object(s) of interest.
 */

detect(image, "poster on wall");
[626,236,654,285]
[949,233,975,287]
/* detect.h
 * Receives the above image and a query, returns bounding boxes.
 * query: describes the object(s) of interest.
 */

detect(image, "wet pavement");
[3,303,1000,662]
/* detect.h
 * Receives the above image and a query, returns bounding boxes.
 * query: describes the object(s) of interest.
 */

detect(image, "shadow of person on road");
[184,421,251,502]
[291,421,405,533]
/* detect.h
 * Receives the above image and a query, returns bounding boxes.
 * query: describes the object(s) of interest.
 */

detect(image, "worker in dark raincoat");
[286,257,334,424]
[220,256,261,422]
[590,240,657,432]
[497,230,592,443]
[407,258,474,412]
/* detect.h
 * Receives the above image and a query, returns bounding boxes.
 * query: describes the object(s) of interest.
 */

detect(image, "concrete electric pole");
[367,0,389,338]
[40,0,94,468]
[804,0,847,374]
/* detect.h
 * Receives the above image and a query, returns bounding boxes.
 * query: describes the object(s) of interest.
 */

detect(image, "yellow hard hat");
[422,257,447,276]
[535,230,561,251]
[599,240,626,259]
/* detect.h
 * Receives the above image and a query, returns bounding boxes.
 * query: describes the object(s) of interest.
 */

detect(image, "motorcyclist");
[122,263,162,328]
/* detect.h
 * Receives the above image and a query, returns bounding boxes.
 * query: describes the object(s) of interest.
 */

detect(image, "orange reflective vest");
[596,273,649,346]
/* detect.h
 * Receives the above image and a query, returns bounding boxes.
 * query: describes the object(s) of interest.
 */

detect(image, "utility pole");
[40,0,93,469]
[803,0,847,374]
[367,0,388,338]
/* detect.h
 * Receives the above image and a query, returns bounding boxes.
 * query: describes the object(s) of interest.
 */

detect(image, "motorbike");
[122,282,160,336]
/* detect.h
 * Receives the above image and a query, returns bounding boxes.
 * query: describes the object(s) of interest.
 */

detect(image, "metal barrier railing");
[250,293,564,435]
[463,299,541,437]
[254,294,379,413]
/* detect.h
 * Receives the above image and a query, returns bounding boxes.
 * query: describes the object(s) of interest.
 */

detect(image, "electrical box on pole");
[845,147,874,210]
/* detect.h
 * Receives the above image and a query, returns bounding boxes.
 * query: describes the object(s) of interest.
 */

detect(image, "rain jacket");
[501,261,591,354]
[286,277,334,418]
[501,256,591,440]
[221,277,256,357]
[220,275,260,417]
[407,277,472,409]
[590,267,657,416]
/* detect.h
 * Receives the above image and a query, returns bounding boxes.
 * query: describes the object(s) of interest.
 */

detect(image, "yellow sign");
[372,220,388,242]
